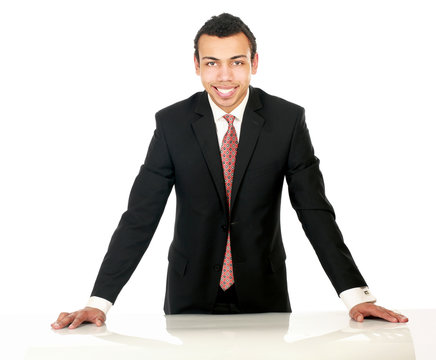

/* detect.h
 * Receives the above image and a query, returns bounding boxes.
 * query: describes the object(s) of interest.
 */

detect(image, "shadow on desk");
[27,312,415,360]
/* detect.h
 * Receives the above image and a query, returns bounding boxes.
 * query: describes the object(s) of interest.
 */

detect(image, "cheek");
[200,69,216,84]
[234,67,251,82]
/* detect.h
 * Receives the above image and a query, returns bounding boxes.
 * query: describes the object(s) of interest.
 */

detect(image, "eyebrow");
[201,55,248,61]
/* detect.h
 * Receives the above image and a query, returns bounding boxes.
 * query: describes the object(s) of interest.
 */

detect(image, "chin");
[211,94,236,106]
[215,100,234,110]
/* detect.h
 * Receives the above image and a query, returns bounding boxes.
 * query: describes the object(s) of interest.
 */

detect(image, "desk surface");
[2,309,435,359]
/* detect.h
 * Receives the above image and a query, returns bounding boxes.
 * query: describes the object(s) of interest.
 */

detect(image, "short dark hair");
[194,13,257,63]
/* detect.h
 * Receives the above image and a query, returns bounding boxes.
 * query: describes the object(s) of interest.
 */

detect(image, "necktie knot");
[223,114,235,127]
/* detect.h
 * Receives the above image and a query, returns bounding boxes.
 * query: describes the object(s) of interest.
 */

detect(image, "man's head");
[194,13,257,64]
[194,13,258,113]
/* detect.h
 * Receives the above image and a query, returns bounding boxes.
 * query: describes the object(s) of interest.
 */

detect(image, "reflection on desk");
[21,310,426,360]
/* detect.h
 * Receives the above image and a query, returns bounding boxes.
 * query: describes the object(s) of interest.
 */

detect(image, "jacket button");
[221,224,228,232]
[213,264,221,272]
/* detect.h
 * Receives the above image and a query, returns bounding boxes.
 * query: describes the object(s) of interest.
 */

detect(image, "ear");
[194,54,200,75]
[251,53,259,75]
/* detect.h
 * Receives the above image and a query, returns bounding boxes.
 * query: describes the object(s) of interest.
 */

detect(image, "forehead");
[197,32,251,59]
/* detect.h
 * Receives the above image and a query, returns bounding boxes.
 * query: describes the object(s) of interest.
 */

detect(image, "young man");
[52,13,407,330]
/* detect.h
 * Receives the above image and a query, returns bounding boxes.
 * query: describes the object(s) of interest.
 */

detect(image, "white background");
[1,0,435,319]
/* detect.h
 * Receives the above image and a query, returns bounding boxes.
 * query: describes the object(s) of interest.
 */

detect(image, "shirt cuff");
[340,286,377,310]
[86,296,113,315]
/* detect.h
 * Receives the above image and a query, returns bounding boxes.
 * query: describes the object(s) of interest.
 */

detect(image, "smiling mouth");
[213,86,238,98]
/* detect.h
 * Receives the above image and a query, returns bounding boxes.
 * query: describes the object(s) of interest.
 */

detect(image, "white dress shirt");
[87,90,376,314]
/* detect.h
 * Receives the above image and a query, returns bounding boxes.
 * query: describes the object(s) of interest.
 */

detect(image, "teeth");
[217,88,233,94]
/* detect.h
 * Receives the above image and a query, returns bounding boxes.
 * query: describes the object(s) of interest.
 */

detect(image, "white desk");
[3,310,435,359]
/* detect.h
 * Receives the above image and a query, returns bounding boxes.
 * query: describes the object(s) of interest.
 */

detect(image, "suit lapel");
[191,88,265,217]
[192,92,229,217]
[230,87,264,213]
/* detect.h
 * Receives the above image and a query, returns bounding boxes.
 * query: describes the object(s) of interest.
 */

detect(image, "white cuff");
[86,296,113,315]
[340,286,377,310]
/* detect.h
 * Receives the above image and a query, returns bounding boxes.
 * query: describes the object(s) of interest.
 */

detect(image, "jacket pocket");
[245,162,281,180]
[168,244,188,277]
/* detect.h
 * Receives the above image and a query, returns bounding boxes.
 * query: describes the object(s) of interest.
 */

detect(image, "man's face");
[194,32,258,113]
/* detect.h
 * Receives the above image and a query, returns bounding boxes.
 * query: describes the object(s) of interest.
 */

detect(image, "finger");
[84,307,106,326]
[52,313,74,329]
[56,312,70,323]
[94,313,106,327]
[94,318,104,327]
[349,309,364,322]
[398,314,409,323]
[68,314,85,329]
[385,309,409,323]
[89,311,106,327]
[371,306,399,323]
[51,312,73,328]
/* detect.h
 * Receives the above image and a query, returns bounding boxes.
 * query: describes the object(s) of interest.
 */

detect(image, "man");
[52,13,408,330]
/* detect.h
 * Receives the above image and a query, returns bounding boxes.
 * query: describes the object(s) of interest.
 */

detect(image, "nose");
[217,63,232,82]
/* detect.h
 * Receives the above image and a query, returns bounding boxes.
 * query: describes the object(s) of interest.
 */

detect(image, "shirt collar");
[207,89,250,122]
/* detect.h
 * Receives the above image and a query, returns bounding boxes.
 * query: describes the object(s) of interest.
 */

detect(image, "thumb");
[351,311,364,322]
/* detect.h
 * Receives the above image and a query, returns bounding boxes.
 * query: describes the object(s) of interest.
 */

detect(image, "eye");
[233,61,244,66]
[206,61,217,66]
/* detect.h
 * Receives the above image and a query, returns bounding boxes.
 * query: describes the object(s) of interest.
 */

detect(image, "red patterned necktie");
[220,114,238,291]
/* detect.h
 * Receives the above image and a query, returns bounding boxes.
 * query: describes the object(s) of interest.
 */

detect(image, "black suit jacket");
[91,86,367,314]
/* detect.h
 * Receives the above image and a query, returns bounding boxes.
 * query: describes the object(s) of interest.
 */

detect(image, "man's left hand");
[349,303,409,323]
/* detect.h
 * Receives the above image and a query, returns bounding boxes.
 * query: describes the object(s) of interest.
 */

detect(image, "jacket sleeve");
[285,107,367,295]
[91,114,175,303]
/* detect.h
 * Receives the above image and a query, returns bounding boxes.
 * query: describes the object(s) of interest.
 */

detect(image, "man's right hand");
[51,307,106,330]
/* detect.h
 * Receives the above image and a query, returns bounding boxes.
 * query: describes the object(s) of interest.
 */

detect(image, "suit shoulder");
[254,87,304,115]
[155,92,203,120]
